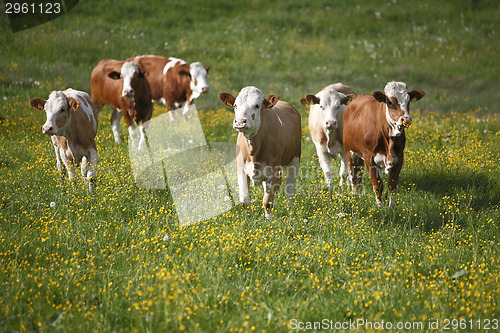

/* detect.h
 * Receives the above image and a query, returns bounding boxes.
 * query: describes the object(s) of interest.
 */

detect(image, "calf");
[343,81,425,206]
[219,86,301,218]
[29,89,98,192]
[91,59,152,149]
[127,55,209,115]
[300,83,356,187]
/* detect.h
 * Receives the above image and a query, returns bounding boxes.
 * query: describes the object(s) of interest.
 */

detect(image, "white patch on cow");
[385,105,401,137]
[385,81,410,112]
[233,86,264,138]
[63,88,97,131]
[163,57,186,75]
[112,111,122,143]
[384,81,412,133]
[121,61,140,98]
[275,113,283,127]
[189,62,209,99]
[43,91,71,135]
[137,124,147,150]
[374,152,396,174]
[316,89,344,131]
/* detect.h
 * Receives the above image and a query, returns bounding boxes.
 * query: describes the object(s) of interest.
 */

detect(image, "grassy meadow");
[1,0,499,332]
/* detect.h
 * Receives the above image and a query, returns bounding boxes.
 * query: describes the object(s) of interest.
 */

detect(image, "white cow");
[30,89,99,192]
[300,83,356,187]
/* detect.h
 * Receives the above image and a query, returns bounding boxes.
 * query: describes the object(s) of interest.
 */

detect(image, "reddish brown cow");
[343,81,424,206]
[91,59,152,149]
[219,86,301,218]
[126,55,209,115]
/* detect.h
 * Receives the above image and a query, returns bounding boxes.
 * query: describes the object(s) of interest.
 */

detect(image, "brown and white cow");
[343,81,425,206]
[300,83,356,187]
[29,89,98,192]
[219,86,301,218]
[126,55,209,115]
[91,60,152,149]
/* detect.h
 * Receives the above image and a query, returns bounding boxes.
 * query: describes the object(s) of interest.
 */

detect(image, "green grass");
[1,0,499,332]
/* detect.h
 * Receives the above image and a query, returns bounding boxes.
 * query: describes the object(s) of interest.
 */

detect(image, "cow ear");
[29,98,46,111]
[409,90,425,102]
[205,66,210,73]
[265,94,280,107]
[373,91,386,103]
[299,98,309,107]
[108,71,122,80]
[69,99,80,111]
[304,94,320,106]
[219,92,236,108]
[339,93,355,105]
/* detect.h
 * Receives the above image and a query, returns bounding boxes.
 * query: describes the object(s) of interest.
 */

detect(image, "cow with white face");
[343,81,425,206]
[376,81,416,137]
[29,88,98,192]
[91,59,152,149]
[300,83,356,187]
[219,86,301,218]
[126,55,209,115]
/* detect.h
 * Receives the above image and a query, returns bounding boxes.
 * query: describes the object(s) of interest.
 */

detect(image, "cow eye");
[254,104,259,109]
[59,108,65,113]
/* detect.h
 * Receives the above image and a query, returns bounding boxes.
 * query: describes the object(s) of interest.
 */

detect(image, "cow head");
[301,89,353,131]
[29,91,80,135]
[108,61,147,101]
[373,81,425,137]
[189,62,210,99]
[219,86,278,138]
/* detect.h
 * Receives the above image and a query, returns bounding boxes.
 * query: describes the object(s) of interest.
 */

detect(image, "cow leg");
[238,170,251,207]
[121,111,137,148]
[348,152,364,194]
[338,151,349,187]
[366,159,384,206]
[137,124,147,150]
[388,161,403,207]
[51,136,66,178]
[81,148,98,193]
[111,109,122,143]
[263,167,282,218]
[284,157,299,204]
[316,144,334,187]
[59,150,75,181]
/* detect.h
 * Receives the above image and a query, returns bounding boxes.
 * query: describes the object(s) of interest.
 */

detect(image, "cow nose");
[401,116,412,127]
[234,118,247,128]
[201,86,209,93]
[325,120,337,128]
[122,89,134,97]
[42,125,53,134]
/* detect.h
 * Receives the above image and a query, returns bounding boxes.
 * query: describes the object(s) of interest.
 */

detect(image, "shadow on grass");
[405,171,499,211]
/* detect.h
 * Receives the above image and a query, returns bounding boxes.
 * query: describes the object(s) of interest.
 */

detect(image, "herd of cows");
[28,55,425,217]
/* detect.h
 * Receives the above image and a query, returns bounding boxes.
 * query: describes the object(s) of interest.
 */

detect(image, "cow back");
[90,59,127,109]
[343,93,395,156]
